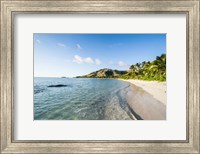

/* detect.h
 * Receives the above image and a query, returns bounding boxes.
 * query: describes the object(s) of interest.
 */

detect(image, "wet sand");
[119,79,166,120]
[121,79,166,105]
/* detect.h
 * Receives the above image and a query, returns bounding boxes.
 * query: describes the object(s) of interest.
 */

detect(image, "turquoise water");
[34,77,135,120]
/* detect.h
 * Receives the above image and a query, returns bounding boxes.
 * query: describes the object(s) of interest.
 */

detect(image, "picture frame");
[0,0,199,153]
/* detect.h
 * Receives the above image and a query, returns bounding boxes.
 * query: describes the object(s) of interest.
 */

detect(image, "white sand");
[121,79,166,105]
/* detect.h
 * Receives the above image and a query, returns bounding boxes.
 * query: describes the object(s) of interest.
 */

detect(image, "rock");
[48,84,68,87]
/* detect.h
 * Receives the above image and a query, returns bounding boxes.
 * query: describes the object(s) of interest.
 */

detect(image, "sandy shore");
[117,79,166,120]
[120,79,166,105]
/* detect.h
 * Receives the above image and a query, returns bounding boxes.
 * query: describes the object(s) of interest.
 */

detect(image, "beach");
[119,79,166,120]
[120,79,166,105]
[34,77,166,120]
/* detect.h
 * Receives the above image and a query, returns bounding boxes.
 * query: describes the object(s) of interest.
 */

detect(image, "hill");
[76,53,166,81]
[76,68,127,78]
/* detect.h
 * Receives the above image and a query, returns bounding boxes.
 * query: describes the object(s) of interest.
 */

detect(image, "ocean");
[34,77,136,120]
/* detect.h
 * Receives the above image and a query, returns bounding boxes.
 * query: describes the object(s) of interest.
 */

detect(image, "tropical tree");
[127,53,166,81]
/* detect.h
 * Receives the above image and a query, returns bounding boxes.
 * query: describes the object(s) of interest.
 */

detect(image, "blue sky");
[34,34,166,77]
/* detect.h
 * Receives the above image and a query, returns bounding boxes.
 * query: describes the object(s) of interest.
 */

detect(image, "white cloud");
[76,44,82,50]
[73,55,83,64]
[57,43,66,47]
[36,39,41,44]
[95,59,102,65]
[73,55,101,65]
[118,61,128,67]
[85,57,94,63]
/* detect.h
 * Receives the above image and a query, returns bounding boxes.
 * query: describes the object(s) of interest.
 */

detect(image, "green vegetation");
[119,53,166,81]
[77,53,166,81]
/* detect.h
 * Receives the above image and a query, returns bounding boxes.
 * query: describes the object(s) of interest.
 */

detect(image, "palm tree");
[125,53,166,81]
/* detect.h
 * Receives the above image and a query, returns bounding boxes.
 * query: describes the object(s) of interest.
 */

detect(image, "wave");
[34,86,45,94]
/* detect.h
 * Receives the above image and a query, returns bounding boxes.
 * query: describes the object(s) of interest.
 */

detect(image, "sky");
[34,34,166,77]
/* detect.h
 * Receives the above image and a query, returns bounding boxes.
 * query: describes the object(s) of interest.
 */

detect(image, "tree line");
[119,53,166,81]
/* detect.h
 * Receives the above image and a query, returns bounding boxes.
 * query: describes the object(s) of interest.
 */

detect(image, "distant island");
[76,53,166,81]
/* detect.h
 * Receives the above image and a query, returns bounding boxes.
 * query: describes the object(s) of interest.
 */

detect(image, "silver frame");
[1,0,199,153]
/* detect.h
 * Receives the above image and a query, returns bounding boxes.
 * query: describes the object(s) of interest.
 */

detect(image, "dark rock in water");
[48,84,68,88]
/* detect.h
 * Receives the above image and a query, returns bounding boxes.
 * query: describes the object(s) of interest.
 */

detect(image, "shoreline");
[119,79,166,105]
[119,79,166,120]
[35,77,166,120]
